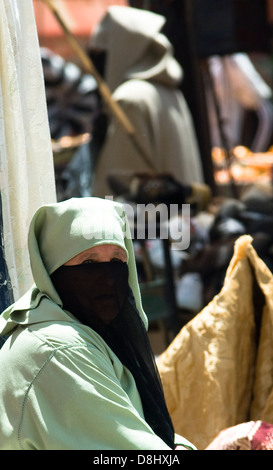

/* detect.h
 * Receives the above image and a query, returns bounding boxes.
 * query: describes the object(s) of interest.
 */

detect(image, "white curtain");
[0,0,56,302]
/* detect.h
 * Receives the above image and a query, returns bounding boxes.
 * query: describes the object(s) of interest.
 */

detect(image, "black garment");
[51,262,175,448]
[88,51,107,79]
[0,193,13,348]
[194,0,270,57]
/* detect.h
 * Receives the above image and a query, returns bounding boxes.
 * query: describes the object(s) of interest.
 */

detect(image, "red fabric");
[33,0,128,37]
[206,421,273,450]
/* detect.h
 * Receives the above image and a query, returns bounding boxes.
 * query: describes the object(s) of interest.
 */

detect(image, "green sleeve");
[19,343,172,450]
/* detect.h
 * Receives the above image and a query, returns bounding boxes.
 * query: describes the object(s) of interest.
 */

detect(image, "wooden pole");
[41,0,156,170]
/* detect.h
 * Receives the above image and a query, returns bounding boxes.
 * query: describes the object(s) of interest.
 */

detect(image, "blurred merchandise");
[41,47,102,200]
[175,273,203,313]
[41,47,100,140]
[108,171,211,212]
[212,146,273,189]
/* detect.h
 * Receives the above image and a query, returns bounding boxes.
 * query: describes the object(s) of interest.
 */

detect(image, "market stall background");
[29,1,273,354]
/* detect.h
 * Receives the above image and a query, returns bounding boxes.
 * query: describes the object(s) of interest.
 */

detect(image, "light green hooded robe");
[0,197,193,450]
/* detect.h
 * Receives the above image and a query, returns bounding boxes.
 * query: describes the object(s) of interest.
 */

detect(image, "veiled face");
[51,244,129,325]
[64,244,128,265]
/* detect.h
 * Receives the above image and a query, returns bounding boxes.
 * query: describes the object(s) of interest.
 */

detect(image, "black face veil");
[51,261,175,448]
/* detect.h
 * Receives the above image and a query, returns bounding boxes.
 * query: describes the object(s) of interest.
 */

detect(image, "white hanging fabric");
[0,0,56,303]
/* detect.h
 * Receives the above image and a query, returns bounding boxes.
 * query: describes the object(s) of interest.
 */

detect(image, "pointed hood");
[0,197,147,335]
[89,6,182,91]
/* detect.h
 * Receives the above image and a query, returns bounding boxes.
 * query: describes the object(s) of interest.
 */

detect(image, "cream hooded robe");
[0,197,194,450]
[90,6,204,198]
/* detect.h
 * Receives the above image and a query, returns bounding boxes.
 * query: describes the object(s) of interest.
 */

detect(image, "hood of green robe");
[89,5,183,92]
[0,197,147,335]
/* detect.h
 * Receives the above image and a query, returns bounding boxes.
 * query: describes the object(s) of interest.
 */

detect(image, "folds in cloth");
[157,235,273,449]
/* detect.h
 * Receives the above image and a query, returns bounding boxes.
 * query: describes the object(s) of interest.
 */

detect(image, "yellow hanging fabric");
[157,235,273,449]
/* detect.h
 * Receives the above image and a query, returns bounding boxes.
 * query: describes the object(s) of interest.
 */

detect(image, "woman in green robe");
[0,197,195,450]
